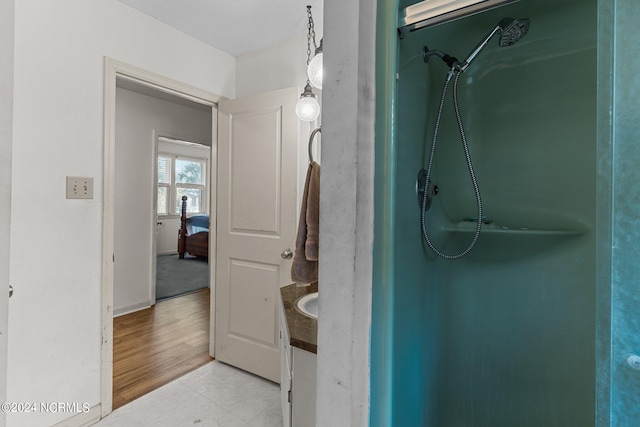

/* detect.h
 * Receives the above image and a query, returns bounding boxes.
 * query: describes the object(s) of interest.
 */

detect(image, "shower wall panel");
[388,0,597,425]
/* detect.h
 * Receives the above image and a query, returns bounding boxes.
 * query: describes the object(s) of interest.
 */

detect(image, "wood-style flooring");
[112,289,213,409]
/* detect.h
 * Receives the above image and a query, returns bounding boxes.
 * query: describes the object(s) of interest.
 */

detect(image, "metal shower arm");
[457,25,501,73]
[423,46,460,68]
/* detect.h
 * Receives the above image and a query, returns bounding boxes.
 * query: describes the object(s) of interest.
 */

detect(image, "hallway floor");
[95,360,282,427]
[113,288,212,409]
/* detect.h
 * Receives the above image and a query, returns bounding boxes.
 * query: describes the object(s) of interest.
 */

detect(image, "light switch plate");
[66,176,94,199]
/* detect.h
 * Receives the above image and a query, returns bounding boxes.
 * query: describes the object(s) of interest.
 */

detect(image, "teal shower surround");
[372,0,640,426]
[608,0,640,425]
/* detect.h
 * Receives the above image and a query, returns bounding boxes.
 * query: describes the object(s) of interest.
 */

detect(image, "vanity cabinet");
[279,283,318,427]
[291,346,317,426]
[280,301,292,427]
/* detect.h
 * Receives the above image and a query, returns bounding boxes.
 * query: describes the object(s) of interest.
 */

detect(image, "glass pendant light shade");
[296,83,320,122]
[298,7,321,122]
[307,39,323,89]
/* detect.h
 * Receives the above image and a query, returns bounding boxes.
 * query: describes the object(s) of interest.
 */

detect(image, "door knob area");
[281,248,293,259]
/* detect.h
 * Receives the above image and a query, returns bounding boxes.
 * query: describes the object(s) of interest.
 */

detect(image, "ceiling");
[116,0,324,57]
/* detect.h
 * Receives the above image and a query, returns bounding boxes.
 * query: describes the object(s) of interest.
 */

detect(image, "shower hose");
[421,68,483,259]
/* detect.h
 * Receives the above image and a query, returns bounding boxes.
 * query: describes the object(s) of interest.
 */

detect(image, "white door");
[216,87,298,382]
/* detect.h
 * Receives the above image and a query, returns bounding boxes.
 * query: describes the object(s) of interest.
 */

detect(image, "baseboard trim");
[113,301,152,317]
[52,404,102,427]
[157,251,178,256]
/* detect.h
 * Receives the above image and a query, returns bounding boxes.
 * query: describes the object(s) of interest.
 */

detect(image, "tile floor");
[94,360,283,427]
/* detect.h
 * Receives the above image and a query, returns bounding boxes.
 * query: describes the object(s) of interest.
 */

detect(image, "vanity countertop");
[280,282,318,354]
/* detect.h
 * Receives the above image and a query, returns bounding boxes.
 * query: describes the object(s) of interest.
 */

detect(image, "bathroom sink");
[296,292,318,319]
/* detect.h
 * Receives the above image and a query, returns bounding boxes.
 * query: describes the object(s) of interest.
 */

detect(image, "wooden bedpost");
[177,195,187,259]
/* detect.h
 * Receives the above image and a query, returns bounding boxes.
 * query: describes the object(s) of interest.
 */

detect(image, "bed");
[177,196,209,259]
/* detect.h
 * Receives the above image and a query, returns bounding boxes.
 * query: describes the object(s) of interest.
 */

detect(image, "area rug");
[156,254,209,301]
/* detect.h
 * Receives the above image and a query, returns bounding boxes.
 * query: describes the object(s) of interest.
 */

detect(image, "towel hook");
[308,127,321,163]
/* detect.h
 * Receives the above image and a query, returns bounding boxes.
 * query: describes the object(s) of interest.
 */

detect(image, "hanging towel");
[291,162,320,285]
[305,161,320,261]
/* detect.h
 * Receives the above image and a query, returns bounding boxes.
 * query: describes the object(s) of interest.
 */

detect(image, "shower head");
[456,17,530,73]
[497,17,530,46]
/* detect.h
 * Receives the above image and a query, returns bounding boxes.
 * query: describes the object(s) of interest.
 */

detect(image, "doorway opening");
[112,109,213,407]
[102,58,220,416]
[155,137,211,303]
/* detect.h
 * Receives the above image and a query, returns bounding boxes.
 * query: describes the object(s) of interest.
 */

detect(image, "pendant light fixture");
[296,6,321,122]
[308,38,323,89]
[296,82,320,122]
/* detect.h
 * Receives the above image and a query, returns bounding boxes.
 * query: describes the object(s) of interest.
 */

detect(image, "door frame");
[101,57,222,417]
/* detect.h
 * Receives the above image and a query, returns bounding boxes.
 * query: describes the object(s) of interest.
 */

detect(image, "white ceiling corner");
[116,0,324,57]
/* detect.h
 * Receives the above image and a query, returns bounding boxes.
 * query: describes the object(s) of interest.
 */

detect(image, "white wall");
[236,33,310,99]
[114,87,211,316]
[8,0,234,425]
[0,1,14,423]
[156,217,181,255]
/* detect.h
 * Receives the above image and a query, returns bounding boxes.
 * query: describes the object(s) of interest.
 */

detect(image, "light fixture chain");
[310,15,317,51]
[306,29,311,65]
[306,5,317,66]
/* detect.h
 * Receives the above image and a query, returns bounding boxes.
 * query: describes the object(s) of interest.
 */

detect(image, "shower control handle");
[416,169,437,209]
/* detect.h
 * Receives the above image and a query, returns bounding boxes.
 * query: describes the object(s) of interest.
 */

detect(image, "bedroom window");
[157,155,171,216]
[157,154,208,216]
[175,158,205,214]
